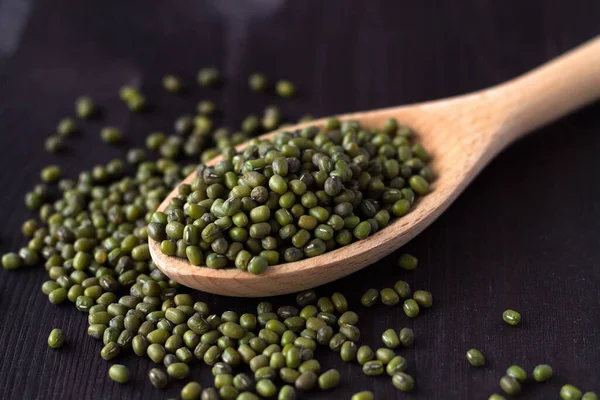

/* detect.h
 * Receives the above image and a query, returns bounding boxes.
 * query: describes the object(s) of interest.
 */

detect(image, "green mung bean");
[2,253,21,270]
[502,309,521,326]
[40,165,62,183]
[249,73,268,92]
[318,369,340,390]
[163,75,183,93]
[360,288,379,307]
[392,372,415,392]
[399,327,414,347]
[397,253,418,270]
[201,388,220,400]
[499,375,521,396]
[278,385,296,400]
[466,349,485,367]
[167,362,190,379]
[108,364,130,383]
[48,328,65,349]
[256,379,277,397]
[101,127,123,144]
[197,67,221,87]
[362,360,384,376]
[295,371,317,391]
[533,364,553,382]
[560,385,583,400]
[375,348,395,364]
[506,365,527,382]
[394,280,411,298]
[352,391,374,400]
[45,135,64,153]
[403,299,420,318]
[413,290,433,308]
[386,355,407,376]
[148,368,168,388]
[57,117,76,137]
[382,329,400,348]
[357,345,374,365]
[75,96,95,118]
[275,80,295,97]
[100,342,120,360]
[340,341,358,362]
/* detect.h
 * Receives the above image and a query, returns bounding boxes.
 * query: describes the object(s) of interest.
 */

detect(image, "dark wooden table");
[0,1,598,399]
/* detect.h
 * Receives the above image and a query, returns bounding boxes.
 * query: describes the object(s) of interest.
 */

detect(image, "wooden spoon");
[150,37,600,297]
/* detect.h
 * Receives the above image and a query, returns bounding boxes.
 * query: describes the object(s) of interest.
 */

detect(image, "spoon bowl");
[150,37,600,296]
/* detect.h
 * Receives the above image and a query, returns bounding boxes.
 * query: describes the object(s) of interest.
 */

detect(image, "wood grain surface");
[0,1,598,399]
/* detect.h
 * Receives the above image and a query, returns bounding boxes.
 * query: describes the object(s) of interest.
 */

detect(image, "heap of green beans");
[148,118,433,273]
[0,71,428,398]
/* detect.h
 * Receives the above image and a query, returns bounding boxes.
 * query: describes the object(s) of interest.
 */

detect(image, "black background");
[0,1,599,399]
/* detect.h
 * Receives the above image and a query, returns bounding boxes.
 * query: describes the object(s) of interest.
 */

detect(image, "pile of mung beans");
[148,116,433,273]
[1,69,597,400]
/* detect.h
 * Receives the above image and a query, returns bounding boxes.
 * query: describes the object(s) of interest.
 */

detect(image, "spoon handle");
[487,35,600,147]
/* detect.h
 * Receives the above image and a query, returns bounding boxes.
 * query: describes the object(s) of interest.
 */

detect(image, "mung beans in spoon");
[148,118,433,274]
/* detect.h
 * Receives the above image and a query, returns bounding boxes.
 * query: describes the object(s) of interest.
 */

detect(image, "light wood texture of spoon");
[150,36,600,297]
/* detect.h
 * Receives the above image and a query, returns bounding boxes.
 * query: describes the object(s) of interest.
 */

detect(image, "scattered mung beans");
[3,65,583,400]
